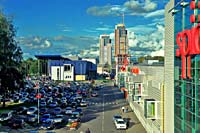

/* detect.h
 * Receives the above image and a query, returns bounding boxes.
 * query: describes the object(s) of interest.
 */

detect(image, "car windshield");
[117,121,125,124]
[114,116,122,119]
[0,113,8,117]
[43,115,49,118]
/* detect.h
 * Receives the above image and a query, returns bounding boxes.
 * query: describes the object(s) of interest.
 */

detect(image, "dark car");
[39,119,55,130]
[16,106,28,114]
[40,108,48,115]
[75,107,83,115]
[11,119,25,129]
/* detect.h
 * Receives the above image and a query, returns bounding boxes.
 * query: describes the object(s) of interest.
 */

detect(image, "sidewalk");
[121,104,146,133]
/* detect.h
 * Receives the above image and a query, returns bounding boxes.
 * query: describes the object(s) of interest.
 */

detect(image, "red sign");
[176,24,200,79]
[36,93,41,99]
[131,67,139,74]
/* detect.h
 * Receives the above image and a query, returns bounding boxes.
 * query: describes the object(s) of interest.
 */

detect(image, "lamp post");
[35,83,41,125]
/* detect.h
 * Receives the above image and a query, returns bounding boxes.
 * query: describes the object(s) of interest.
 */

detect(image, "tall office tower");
[114,23,129,85]
[114,24,128,65]
[99,34,112,65]
[164,0,175,132]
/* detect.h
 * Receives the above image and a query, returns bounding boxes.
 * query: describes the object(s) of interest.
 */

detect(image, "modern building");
[35,55,97,81]
[164,0,175,132]
[164,0,200,132]
[118,64,164,132]
[82,58,97,65]
[99,34,112,65]
[114,23,129,84]
[49,60,96,81]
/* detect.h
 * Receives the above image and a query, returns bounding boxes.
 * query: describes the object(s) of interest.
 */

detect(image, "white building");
[51,64,74,81]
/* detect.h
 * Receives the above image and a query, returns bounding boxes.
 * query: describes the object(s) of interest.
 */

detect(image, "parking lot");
[0,79,103,132]
[0,79,146,133]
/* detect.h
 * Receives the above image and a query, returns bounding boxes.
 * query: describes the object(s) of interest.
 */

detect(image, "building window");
[144,99,157,120]
[64,65,71,71]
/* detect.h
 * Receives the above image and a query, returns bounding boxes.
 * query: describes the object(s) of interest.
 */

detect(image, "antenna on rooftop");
[122,13,125,24]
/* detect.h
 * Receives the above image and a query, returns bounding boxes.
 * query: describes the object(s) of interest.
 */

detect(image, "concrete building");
[35,55,97,81]
[164,0,175,132]
[119,64,164,132]
[99,34,112,65]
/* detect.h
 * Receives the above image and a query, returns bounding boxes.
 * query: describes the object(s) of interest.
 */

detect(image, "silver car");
[27,107,37,115]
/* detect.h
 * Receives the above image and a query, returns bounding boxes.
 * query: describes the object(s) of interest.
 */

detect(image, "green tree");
[0,12,24,107]
[22,58,38,76]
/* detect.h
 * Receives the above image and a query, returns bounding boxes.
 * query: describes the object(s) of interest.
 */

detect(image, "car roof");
[116,118,124,121]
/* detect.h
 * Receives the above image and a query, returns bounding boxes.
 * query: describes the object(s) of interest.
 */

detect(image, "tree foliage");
[0,12,24,107]
[22,58,38,76]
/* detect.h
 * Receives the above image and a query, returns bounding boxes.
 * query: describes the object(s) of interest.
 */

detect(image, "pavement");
[120,104,147,133]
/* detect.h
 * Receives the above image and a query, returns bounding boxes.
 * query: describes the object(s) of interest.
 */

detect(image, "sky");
[0,0,168,59]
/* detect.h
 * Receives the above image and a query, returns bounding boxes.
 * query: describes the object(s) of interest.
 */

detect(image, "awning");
[120,87,128,91]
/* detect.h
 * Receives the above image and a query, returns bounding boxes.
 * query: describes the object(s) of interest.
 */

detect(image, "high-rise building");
[114,24,129,65]
[99,34,112,65]
[114,23,129,85]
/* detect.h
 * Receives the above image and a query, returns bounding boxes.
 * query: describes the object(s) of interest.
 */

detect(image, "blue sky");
[0,0,168,59]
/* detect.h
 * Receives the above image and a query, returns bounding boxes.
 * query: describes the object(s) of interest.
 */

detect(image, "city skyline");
[0,0,167,59]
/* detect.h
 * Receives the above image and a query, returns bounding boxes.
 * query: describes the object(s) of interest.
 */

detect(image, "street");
[54,81,136,133]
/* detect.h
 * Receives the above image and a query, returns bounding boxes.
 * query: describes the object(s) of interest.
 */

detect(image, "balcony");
[134,82,145,96]
[144,99,159,120]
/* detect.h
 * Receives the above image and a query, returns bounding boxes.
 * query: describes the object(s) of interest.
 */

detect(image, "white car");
[53,114,64,123]
[114,118,127,130]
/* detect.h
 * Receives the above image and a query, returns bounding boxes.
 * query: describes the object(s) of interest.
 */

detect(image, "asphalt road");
[66,81,128,133]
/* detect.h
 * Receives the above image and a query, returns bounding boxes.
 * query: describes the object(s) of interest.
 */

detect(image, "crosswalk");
[88,102,118,105]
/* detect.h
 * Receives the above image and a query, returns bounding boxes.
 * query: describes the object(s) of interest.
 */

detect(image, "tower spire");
[122,13,125,24]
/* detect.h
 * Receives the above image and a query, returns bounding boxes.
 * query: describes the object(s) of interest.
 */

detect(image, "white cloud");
[127,24,164,57]
[145,9,164,18]
[87,0,158,17]
[150,49,164,57]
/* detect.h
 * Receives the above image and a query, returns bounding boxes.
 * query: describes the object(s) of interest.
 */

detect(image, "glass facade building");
[174,0,200,132]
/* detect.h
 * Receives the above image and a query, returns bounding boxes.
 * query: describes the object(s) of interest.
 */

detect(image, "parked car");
[40,108,48,115]
[80,101,88,107]
[40,102,47,107]
[91,92,98,97]
[65,107,73,115]
[0,111,13,122]
[49,102,57,108]
[27,107,37,115]
[16,106,27,114]
[75,107,83,115]
[39,119,55,130]
[112,114,122,122]
[40,114,51,123]
[68,115,80,123]
[53,107,62,115]
[114,118,127,130]
[27,114,38,123]
[53,114,64,123]
[11,119,25,129]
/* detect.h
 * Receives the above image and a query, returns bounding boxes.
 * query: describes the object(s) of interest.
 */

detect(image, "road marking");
[88,102,118,105]
[102,88,105,133]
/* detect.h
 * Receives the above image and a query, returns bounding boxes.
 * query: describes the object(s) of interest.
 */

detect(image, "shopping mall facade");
[166,0,200,132]
[117,0,200,133]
